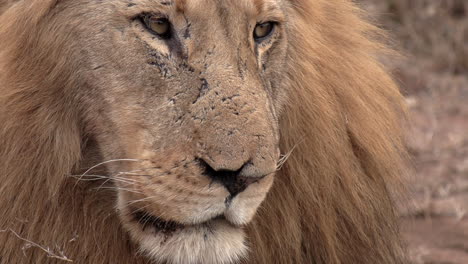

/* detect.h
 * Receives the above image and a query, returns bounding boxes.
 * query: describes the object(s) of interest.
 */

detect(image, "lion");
[0,0,409,263]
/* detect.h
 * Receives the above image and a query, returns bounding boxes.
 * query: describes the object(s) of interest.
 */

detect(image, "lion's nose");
[198,159,265,197]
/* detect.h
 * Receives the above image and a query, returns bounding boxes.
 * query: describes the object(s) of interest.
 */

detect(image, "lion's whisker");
[276,138,304,170]
[129,203,153,216]
[126,196,157,206]
[77,159,144,182]
[123,173,153,177]
[115,166,162,176]
[70,174,141,185]
[139,210,152,227]
[93,186,144,195]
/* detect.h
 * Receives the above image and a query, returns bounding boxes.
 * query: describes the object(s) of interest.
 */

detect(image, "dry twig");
[0,228,73,262]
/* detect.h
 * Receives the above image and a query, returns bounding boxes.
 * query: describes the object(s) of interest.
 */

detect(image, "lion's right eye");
[141,14,171,39]
[254,22,275,42]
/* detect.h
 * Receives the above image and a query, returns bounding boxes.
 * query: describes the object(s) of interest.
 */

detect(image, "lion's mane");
[0,0,408,263]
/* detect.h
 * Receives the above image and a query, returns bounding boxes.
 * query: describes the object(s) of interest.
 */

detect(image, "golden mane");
[247,1,408,262]
[0,0,408,263]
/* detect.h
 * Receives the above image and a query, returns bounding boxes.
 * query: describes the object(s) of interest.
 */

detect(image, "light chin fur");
[126,219,248,264]
[225,188,270,226]
[117,195,250,264]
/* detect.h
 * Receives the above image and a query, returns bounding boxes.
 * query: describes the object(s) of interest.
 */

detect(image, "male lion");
[0,0,408,263]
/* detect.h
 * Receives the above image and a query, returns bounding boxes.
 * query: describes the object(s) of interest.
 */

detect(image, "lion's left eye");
[253,22,275,41]
[141,14,171,39]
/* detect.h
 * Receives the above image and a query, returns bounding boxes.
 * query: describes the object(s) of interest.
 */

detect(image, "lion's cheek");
[225,175,274,226]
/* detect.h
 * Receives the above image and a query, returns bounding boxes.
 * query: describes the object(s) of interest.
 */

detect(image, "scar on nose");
[192,78,210,104]
[254,0,264,15]
[175,0,186,12]
[183,22,191,39]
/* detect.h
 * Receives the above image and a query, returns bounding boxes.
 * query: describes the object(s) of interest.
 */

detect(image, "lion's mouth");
[131,210,230,234]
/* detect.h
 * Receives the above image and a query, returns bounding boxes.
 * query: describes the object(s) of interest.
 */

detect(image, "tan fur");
[0,0,408,263]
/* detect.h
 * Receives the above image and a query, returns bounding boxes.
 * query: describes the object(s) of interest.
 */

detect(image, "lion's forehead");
[173,0,279,11]
[129,0,283,17]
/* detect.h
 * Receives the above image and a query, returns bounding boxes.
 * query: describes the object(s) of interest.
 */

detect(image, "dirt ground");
[359,1,468,263]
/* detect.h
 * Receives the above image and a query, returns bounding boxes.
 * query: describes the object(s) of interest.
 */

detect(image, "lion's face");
[67,0,288,262]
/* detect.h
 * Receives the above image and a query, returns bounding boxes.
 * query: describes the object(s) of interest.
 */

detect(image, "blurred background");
[358,0,468,263]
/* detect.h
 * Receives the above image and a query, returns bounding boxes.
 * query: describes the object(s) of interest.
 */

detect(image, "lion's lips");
[131,210,235,234]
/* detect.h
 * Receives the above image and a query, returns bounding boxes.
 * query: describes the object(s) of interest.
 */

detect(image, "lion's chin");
[123,210,248,264]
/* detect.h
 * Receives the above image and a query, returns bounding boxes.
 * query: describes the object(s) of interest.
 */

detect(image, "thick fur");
[0,0,408,263]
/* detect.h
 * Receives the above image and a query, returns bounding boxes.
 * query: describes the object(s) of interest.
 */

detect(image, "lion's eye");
[253,22,275,41]
[141,15,171,38]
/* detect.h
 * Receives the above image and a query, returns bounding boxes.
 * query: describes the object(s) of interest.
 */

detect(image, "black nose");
[198,159,262,197]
